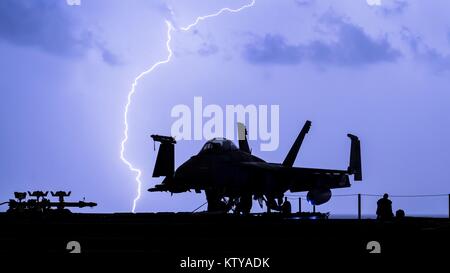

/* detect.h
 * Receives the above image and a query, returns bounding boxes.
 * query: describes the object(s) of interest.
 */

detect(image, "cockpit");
[199,138,238,154]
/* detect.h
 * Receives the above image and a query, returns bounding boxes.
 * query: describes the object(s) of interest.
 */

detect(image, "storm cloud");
[380,0,409,15]
[0,0,119,64]
[402,28,450,72]
[243,15,401,67]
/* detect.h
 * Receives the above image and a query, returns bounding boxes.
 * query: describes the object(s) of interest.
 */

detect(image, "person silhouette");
[281,197,292,215]
[376,193,394,220]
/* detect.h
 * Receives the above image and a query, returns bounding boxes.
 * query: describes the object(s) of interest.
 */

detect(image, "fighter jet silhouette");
[149,121,362,214]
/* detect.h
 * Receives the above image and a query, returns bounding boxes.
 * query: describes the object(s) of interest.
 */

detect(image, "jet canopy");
[199,138,238,154]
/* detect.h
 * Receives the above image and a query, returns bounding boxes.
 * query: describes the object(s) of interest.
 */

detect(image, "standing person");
[376,193,394,220]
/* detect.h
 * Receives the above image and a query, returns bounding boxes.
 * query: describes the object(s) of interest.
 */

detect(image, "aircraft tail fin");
[347,134,362,181]
[237,122,251,154]
[151,135,176,177]
[282,120,311,167]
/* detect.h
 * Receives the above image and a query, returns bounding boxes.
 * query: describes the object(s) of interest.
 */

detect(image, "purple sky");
[1,0,449,216]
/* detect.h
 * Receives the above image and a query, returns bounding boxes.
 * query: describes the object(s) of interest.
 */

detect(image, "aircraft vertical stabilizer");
[282,120,311,167]
[151,135,176,177]
[237,122,251,154]
[347,134,362,181]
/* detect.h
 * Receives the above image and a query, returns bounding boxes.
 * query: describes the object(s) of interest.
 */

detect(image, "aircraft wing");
[239,131,362,182]
[239,162,347,174]
[238,162,353,192]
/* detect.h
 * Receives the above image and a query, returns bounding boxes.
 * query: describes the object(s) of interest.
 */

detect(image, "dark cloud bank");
[243,15,401,67]
[0,0,118,65]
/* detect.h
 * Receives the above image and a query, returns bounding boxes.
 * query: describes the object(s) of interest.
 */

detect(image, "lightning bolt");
[180,0,256,31]
[120,20,174,213]
[121,0,256,213]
